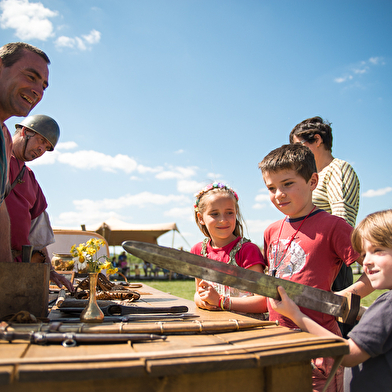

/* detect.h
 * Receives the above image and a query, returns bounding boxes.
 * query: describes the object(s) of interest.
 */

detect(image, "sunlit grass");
[142,279,195,301]
[354,274,387,308]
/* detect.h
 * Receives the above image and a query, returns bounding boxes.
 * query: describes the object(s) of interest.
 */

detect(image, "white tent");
[91,218,180,247]
[47,230,110,260]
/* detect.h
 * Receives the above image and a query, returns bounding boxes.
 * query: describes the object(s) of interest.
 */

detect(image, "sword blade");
[122,240,349,319]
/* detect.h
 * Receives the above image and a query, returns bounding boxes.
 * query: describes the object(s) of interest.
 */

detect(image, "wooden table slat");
[0,283,349,392]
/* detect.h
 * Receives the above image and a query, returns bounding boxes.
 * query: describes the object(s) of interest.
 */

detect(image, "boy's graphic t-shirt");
[264,209,358,333]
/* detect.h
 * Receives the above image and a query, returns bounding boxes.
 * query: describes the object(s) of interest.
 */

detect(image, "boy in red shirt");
[258,144,373,392]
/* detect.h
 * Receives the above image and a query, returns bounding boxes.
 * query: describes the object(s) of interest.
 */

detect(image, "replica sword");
[122,240,362,325]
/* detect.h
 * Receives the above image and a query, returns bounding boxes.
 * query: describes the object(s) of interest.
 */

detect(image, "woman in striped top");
[289,116,360,229]
[289,116,360,338]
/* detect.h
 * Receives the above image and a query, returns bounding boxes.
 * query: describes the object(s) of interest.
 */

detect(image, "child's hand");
[197,280,220,310]
[268,286,300,319]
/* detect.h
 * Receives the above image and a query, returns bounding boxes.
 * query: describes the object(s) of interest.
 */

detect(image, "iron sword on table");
[0,329,166,347]
[58,304,189,316]
[122,240,361,325]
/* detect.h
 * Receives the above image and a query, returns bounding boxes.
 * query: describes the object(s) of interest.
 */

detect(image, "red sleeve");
[29,170,47,220]
[236,242,267,270]
[190,242,202,256]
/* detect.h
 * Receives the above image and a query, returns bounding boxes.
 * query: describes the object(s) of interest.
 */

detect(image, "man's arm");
[0,202,12,262]
[39,247,74,292]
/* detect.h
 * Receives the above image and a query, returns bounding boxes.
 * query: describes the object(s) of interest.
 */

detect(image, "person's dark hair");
[258,144,317,182]
[0,42,50,67]
[289,116,333,151]
[351,210,392,254]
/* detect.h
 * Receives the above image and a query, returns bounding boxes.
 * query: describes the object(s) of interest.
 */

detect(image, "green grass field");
[146,274,386,307]
[353,274,387,308]
[142,279,195,301]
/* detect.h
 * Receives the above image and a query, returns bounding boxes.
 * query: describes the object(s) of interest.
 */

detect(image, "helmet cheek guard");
[16,114,60,151]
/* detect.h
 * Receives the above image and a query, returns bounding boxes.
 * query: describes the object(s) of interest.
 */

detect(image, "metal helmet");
[15,114,60,151]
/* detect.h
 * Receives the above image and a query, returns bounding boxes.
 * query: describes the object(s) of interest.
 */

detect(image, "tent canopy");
[92,218,179,246]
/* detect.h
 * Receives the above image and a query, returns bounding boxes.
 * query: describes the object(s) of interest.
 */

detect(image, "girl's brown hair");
[194,183,244,239]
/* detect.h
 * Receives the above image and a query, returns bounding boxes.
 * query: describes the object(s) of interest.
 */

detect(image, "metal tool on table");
[52,313,197,323]
[122,240,362,325]
[59,304,189,316]
[0,329,166,347]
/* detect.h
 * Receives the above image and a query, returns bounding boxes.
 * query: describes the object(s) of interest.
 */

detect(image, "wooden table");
[0,284,348,392]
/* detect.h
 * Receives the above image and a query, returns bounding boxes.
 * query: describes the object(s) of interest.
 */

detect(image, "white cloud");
[28,150,58,166]
[0,0,58,41]
[334,56,385,84]
[362,187,392,198]
[334,75,353,84]
[54,191,188,232]
[207,172,222,180]
[177,179,205,194]
[369,57,384,65]
[72,192,190,213]
[54,36,74,49]
[55,192,192,229]
[253,191,269,210]
[137,165,163,174]
[164,206,193,221]
[255,193,270,202]
[175,149,184,154]
[57,150,139,173]
[83,29,100,44]
[26,147,207,192]
[0,0,101,51]
[155,166,198,180]
[353,67,368,75]
[56,141,78,150]
[55,29,101,51]
[252,203,266,210]
[56,210,122,227]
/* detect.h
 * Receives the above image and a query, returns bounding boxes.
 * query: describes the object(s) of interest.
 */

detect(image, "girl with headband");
[192,182,268,315]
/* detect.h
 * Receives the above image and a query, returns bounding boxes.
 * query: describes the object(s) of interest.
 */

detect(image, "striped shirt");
[313,158,360,227]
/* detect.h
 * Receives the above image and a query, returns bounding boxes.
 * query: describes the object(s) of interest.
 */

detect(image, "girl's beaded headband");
[194,182,239,212]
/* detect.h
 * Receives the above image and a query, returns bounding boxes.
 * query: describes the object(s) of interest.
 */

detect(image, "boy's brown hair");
[351,209,392,254]
[258,144,317,182]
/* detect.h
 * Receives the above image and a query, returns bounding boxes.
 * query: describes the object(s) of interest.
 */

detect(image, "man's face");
[23,129,52,161]
[0,50,49,122]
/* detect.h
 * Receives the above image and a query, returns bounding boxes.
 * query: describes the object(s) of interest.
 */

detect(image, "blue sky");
[1,0,391,251]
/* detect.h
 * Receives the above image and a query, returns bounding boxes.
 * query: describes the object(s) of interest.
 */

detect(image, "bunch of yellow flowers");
[70,238,117,275]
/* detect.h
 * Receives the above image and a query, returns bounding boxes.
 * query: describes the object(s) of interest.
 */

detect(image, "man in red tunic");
[6,114,73,291]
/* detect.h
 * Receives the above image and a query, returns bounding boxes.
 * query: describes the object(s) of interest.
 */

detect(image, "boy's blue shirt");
[345,290,392,391]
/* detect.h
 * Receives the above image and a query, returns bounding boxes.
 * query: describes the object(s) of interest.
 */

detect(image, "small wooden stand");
[0,263,49,319]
